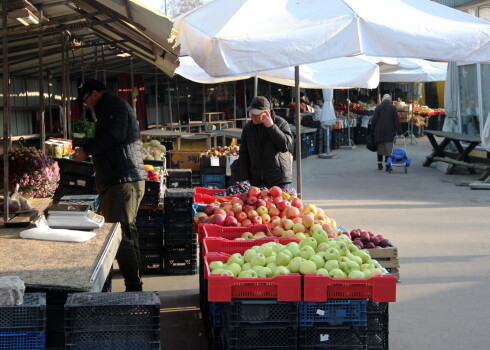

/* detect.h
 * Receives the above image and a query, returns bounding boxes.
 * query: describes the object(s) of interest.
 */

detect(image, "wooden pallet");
[366,246,400,282]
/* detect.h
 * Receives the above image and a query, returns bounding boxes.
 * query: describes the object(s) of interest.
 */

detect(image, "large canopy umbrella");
[380,60,448,83]
[174,0,490,196]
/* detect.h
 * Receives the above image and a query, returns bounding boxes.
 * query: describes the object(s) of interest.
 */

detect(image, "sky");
[137,0,212,17]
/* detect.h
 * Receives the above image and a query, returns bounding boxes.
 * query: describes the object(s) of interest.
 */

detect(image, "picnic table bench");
[423,130,490,180]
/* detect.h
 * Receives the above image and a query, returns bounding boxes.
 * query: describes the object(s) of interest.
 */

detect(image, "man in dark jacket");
[73,79,146,291]
[371,94,403,171]
[239,96,293,188]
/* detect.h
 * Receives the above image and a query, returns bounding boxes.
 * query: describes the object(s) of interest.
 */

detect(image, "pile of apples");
[208,231,386,279]
[342,229,393,249]
[194,186,341,240]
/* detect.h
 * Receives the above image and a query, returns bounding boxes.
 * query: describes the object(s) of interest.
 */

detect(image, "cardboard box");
[168,150,204,172]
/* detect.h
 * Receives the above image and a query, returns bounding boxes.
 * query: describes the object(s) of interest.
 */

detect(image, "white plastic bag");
[19,215,96,243]
[10,184,31,211]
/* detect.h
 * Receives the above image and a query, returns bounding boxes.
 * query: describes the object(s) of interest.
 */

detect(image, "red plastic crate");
[202,237,274,256]
[193,187,240,204]
[203,224,272,240]
[303,274,397,302]
[204,253,301,302]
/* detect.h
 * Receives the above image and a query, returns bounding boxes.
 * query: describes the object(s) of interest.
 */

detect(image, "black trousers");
[99,180,145,291]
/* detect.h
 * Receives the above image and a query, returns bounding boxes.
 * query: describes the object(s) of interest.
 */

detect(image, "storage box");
[168,150,204,171]
[201,156,227,174]
[299,300,367,326]
[367,246,400,282]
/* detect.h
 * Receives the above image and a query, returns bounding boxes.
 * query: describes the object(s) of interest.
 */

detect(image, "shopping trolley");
[386,135,411,173]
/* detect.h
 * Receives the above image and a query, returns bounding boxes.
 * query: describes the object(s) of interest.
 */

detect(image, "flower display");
[0,147,60,198]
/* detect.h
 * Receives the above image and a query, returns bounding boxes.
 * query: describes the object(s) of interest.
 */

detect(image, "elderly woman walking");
[371,94,403,171]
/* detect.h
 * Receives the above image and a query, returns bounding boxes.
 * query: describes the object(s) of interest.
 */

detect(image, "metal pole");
[155,69,159,126]
[233,81,237,128]
[3,0,11,221]
[102,45,107,84]
[66,68,72,139]
[62,32,68,139]
[254,77,258,97]
[167,79,173,128]
[38,10,45,152]
[244,80,247,122]
[294,66,302,198]
[47,71,53,134]
[176,81,180,125]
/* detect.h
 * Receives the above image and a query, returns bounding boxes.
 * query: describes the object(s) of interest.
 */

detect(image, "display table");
[140,129,194,150]
[0,200,121,292]
[423,130,489,179]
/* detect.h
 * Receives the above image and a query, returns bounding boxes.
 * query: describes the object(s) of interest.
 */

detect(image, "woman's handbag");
[366,129,377,152]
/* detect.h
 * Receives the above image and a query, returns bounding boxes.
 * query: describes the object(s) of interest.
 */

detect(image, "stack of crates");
[201,156,226,189]
[164,188,197,275]
[166,169,192,189]
[0,293,46,350]
[54,159,96,200]
[291,134,312,159]
[64,292,161,350]
[136,208,165,275]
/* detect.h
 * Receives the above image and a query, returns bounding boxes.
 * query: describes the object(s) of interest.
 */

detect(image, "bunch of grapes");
[217,181,267,196]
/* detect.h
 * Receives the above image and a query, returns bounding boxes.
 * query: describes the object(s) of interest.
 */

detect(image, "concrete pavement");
[114,136,490,350]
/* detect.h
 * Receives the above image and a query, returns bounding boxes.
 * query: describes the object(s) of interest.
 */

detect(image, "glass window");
[482,64,490,133]
[458,64,480,135]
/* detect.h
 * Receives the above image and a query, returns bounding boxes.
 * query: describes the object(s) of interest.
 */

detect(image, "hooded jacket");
[371,101,403,143]
[239,111,293,187]
[83,93,146,194]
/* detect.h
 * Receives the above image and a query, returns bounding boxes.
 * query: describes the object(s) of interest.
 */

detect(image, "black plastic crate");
[144,180,162,196]
[163,239,198,258]
[299,300,367,326]
[60,159,95,177]
[165,210,194,225]
[139,237,164,250]
[366,302,389,350]
[208,326,225,350]
[140,194,161,207]
[0,330,46,350]
[166,169,192,188]
[138,227,164,240]
[201,156,227,174]
[136,214,165,228]
[0,293,46,332]
[223,323,298,350]
[164,223,195,241]
[222,300,298,327]
[164,188,194,212]
[60,173,95,190]
[163,256,197,275]
[64,292,160,331]
[65,329,160,350]
[299,323,366,349]
[140,255,165,275]
[137,208,164,217]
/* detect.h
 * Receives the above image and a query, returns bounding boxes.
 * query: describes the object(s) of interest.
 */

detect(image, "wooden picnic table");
[423,130,489,179]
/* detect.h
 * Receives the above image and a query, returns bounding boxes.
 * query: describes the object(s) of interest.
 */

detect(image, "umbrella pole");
[294,66,302,198]
[254,77,258,97]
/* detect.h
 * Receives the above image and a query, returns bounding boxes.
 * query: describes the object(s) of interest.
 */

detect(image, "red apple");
[225,215,238,226]
[225,210,234,217]
[255,198,266,208]
[235,211,248,223]
[277,200,290,211]
[240,193,248,203]
[260,189,269,198]
[328,232,338,238]
[243,205,254,213]
[204,204,217,216]
[260,213,271,223]
[269,186,282,198]
[256,206,268,216]
[247,186,261,197]
[232,203,242,213]
[371,235,382,246]
[380,239,392,248]
[376,233,384,241]
[360,234,371,244]
[268,207,280,217]
[247,210,258,219]
[265,202,276,210]
[247,196,258,205]
[273,196,283,205]
[285,206,300,219]
[251,216,263,225]
[242,218,252,226]
[272,226,284,237]
[221,203,232,212]
[212,214,225,226]
[353,240,364,249]
[197,215,210,224]
[270,216,280,222]
[291,197,303,209]
[365,242,376,249]
[230,197,244,206]
[214,208,226,217]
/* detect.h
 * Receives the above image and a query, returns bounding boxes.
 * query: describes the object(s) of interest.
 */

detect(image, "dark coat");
[83,93,146,194]
[371,101,403,143]
[239,112,293,187]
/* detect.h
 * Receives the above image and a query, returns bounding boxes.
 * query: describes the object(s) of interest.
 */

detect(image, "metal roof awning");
[1,0,181,78]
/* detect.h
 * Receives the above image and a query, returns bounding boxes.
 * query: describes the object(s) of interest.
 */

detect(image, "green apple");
[285,242,301,257]
[346,252,363,266]
[257,243,274,258]
[273,266,291,276]
[309,254,325,269]
[315,268,329,276]
[250,253,266,267]
[312,230,329,244]
[275,251,292,266]
[360,263,372,271]
[211,268,225,275]
[324,259,339,271]
[299,245,315,260]
[209,261,224,271]
[299,260,317,275]
[226,263,242,276]
[348,244,360,254]
[348,270,366,279]
[227,253,244,266]
[294,232,307,240]
[266,262,277,271]
[255,266,273,278]
[335,242,349,255]
[238,269,258,278]
[341,260,360,274]
[271,243,284,254]
[310,224,323,235]
[324,247,340,261]
[363,269,372,278]
[266,255,276,264]
[281,247,294,259]
[316,251,326,259]
[316,242,330,253]
[288,256,305,273]
[368,259,383,270]
[300,237,318,250]
[328,268,347,279]
[242,262,252,271]
[243,248,257,263]
[355,250,371,264]
[371,268,384,276]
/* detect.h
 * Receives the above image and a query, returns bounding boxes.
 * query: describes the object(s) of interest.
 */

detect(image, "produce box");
[299,300,367,327]
[201,156,227,174]
[366,246,400,282]
[168,150,204,172]
[193,187,240,204]
[202,237,275,258]
[303,274,396,302]
[204,253,301,302]
[202,224,272,241]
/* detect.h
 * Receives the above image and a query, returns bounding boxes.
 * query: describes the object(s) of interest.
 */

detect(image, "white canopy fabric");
[380,60,448,82]
[174,0,490,77]
[176,56,379,89]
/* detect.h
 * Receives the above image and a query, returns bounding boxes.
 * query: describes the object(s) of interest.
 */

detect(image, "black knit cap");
[76,79,107,103]
[247,96,271,115]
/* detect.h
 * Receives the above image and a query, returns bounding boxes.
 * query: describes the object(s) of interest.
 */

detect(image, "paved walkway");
[114,136,490,350]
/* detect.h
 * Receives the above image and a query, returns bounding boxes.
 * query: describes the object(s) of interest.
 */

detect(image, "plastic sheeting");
[174,0,490,78]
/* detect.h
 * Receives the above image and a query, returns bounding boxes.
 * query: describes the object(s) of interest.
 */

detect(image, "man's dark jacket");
[371,101,403,143]
[83,93,146,194]
[239,112,293,187]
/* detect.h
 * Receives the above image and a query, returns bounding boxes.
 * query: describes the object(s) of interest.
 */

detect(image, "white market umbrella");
[174,0,490,196]
[176,56,379,89]
[380,60,448,82]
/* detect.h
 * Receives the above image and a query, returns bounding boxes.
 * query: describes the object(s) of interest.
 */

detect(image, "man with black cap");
[239,96,293,188]
[73,79,146,291]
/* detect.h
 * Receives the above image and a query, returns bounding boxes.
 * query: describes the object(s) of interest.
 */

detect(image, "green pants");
[99,180,145,291]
